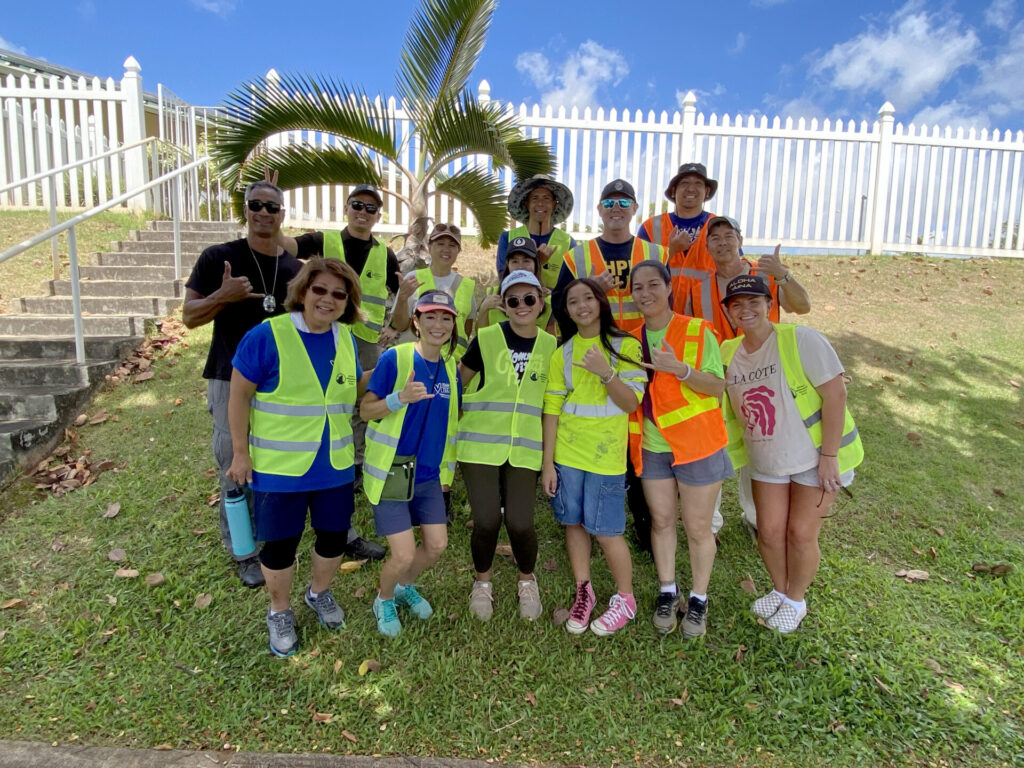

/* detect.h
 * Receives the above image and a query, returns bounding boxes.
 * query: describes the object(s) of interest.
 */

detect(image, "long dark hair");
[560,278,639,365]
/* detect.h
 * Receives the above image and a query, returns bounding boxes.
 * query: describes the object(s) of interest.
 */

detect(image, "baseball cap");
[415,289,458,316]
[428,222,462,246]
[707,215,742,235]
[347,184,383,205]
[500,269,542,295]
[599,179,637,202]
[721,274,771,305]
[506,235,538,260]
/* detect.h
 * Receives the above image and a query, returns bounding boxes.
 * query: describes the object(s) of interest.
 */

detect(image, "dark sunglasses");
[247,199,283,214]
[348,200,379,214]
[433,223,461,234]
[504,293,540,308]
[601,198,633,209]
[309,284,349,301]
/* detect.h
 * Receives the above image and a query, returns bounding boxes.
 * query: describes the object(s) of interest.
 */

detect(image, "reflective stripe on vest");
[509,225,572,289]
[456,324,556,470]
[720,324,864,473]
[323,230,388,342]
[361,343,460,504]
[686,261,780,341]
[560,335,639,417]
[248,314,356,477]
[415,270,475,359]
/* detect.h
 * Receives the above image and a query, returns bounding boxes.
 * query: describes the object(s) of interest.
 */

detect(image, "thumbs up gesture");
[398,368,433,404]
[218,261,265,303]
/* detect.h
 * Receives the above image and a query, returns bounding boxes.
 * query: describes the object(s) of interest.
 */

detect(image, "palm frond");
[504,136,559,179]
[397,0,494,106]
[433,167,507,247]
[213,73,397,178]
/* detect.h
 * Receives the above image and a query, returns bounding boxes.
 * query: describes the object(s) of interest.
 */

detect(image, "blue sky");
[2,0,1022,132]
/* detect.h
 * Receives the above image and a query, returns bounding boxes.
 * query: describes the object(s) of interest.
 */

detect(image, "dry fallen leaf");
[1010,379,1021,389]
[551,607,569,626]
[312,712,334,724]
[933,527,945,536]
[923,658,944,675]
[0,598,27,610]
[990,563,1014,576]
[542,558,558,572]
[173,398,184,406]
[992,488,1006,498]
[358,658,381,676]
[341,730,358,744]
[144,573,166,587]
[115,568,140,579]
[352,586,366,598]
[972,562,991,572]
[107,549,127,562]
[333,659,343,674]
[905,569,930,582]
[524,692,536,707]
[73,414,88,426]
[103,502,121,519]
[739,577,756,594]
[194,593,212,609]
[495,543,515,560]
[906,432,922,442]
[338,560,364,573]
[202,468,218,479]
[153,744,173,751]
[873,676,893,695]
[734,645,747,663]
[134,370,155,383]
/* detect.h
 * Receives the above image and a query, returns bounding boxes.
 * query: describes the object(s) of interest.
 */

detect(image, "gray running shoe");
[266,609,299,657]
[304,587,345,630]
[680,596,708,639]
[469,580,494,621]
[518,578,542,621]
[652,591,681,634]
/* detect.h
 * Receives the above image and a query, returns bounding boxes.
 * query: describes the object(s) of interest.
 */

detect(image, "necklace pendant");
[263,295,276,313]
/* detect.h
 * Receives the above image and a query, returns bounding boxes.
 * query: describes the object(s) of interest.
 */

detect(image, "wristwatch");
[776,272,792,285]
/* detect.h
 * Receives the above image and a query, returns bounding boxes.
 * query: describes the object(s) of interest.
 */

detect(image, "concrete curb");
[0,742,527,768]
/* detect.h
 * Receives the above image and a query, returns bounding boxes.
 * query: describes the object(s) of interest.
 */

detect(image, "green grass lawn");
[0,251,1022,767]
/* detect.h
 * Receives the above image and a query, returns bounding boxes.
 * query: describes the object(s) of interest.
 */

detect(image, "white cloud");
[775,97,826,123]
[190,0,237,16]
[984,0,1016,27]
[977,21,1024,116]
[729,32,748,55]
[911,100,991,131]
[812,1,979,109]
[515,40,628,110]
[0,34,27,54]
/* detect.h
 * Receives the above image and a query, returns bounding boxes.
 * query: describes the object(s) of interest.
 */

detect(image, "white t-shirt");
[724,326,844,476]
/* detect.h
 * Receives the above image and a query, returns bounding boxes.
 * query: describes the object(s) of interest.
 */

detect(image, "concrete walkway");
[0,741,528,768]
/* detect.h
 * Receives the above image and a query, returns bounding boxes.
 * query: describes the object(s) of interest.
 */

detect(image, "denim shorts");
[253,483,355,543]
[751,466,855,488]
[550,463,627,536]
[640,447,734,486]
[372,479,447,536]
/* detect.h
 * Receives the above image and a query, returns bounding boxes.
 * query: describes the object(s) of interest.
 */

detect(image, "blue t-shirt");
[232,318,362,492]
[495,228,577,273]
[637,210,712,246]
[367,347,462,482]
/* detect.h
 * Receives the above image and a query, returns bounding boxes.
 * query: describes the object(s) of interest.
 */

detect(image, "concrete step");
[0,315,150,337]
[112,239,210,254]
[48,279,184,298]
[0,336,140,361]
[0,385,82,421]
[79,265,177,281]
[131,230,235,243]
[0,417,63,468]
[18,296,181,316]
[0,358,111,387]
[150,220,242,233]
[95,251,198,269]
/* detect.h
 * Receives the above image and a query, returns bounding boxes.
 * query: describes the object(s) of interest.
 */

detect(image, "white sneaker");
[766,602,807,633]
[469,580,493,621]
[518,577,542,621]
[752,591,784,619]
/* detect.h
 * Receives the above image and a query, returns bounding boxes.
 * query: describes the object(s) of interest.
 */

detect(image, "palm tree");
[211,0,555,265]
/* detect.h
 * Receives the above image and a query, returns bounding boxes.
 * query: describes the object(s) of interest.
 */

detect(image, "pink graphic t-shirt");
[724,326,844,476]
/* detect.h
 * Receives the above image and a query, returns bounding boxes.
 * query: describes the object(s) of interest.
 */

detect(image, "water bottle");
[224,489,256,557]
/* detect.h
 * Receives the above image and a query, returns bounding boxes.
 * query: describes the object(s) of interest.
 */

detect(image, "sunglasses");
[348,200,379,214]
[247,199,283,214]
[601,198,633,209]
[433,223,461,234]
[504,293,540,308]
[309,284,349,301]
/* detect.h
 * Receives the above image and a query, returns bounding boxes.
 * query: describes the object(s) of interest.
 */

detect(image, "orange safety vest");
[627,314,728,472]
[639,212,715,307]
[562,237,666,333]
[678,259,781,342]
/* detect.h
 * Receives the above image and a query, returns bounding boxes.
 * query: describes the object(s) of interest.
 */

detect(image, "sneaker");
[752,590,784,619]
[394,584,433,619]
[518,578,542,621]
[343,536,385,561]
[565,581,597,635]
[266,609,299,657]
[680,596,708,638]
[652,591,681,634]
[372,595,402,637]
[767,602,807,634]
[237,556,265,588]
[469,580,494,621]
[590,593,637,636]
[304,587,345,630]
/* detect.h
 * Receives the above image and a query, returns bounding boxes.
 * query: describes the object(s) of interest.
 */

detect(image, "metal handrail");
[0,137,158,196]
[1,155,213,365]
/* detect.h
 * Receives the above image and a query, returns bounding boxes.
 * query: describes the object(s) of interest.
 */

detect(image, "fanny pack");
[381,454,416,502]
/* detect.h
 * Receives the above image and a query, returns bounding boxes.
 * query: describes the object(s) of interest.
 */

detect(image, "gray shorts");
[640,447,734,486]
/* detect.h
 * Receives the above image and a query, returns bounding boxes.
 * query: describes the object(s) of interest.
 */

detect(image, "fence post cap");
[123,56,141,73]
[681,90,697,107]
[478,79,491,101]
[878,101,895,117]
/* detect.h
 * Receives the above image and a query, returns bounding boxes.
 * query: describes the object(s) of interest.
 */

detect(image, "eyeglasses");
[309,284,349,301]
[433,223,461,234]
[348,200,379,214]
[601,198,633,209]
[247,199,283,214]
[504,293,540,308]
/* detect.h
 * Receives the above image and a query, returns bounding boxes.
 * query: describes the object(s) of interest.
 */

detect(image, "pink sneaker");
[590,593,637,636]
[565,581,597,635]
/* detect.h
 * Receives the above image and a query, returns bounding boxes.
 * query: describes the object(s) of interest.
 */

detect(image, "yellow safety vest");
[483,285,552,330]
[249,314,356,476]
[558,335,645,417]
[415,269,475,360]
[456,325,556,470]
[720,324,864,473]
[508,225,572,290]
[362,343,459,505]
[323,230,388,343]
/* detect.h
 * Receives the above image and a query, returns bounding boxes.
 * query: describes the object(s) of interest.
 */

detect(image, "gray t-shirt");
[724,326,844,475]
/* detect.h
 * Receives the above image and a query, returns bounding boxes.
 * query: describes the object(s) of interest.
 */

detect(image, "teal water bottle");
[224,489,256,557]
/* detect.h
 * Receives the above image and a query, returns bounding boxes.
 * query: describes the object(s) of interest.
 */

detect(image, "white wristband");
[676,362,692,381]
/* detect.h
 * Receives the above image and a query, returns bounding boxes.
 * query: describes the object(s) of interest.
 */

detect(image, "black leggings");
[462,461,538,575]
[259,528,348,571]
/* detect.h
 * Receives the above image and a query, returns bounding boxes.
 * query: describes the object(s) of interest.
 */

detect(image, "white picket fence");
[1,55,1022,258]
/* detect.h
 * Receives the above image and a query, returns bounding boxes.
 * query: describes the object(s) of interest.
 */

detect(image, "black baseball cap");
[506,235,538,260]
[347,184,383,205]
[721,274,771,305]
[599,179,636,202]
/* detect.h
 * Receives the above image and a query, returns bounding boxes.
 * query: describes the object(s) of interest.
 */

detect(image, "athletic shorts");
[751,466,855,488]
[550,463,626,537]
[639,447,734,486]
[254,483,355,543]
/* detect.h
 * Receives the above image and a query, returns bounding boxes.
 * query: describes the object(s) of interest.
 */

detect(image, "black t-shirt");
[185,238,303,381]
[461,322,538,389]
[295,230,401,295]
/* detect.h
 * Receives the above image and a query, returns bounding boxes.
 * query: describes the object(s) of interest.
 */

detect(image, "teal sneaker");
[394,584,433,619]
[372,595,401,637]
